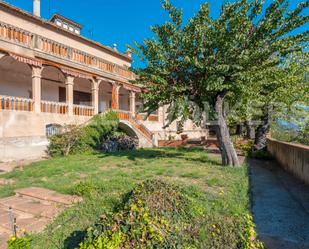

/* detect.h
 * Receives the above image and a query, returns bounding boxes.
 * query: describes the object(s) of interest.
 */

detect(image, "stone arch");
[0,55,32,98]
[118,120,153,148]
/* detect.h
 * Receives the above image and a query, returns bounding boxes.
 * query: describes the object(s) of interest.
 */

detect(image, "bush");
[48,111,119,157]
[78,180,265,249]
[7,236,32,249]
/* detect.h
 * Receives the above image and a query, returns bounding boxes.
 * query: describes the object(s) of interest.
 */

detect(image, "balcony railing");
[41,101,68,114]
[74,105,94,116]
[0,95,33,111]
[0,21,134,80]
[0,23,33,47]
[136,113,159,122]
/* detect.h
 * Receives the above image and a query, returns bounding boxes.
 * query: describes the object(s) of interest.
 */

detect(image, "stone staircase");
[0,187,82,249]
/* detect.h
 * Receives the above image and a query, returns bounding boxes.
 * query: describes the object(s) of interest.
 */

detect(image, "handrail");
[0,21,134,80]
[116,110,153,141]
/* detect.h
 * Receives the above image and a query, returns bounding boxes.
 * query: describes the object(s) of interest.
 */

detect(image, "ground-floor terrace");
[0,52,208,161]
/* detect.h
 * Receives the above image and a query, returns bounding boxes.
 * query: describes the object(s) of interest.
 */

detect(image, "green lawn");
[0,148,250,248]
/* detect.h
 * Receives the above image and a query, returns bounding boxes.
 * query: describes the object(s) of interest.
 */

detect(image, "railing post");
[65,75,74,116]
[91,78,99,115]
[129,91,136,117]
[32,66,42,113]
[111,82,120,110]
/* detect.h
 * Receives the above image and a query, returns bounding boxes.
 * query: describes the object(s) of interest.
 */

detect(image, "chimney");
[33,0,40,17]
[125,48,132,58]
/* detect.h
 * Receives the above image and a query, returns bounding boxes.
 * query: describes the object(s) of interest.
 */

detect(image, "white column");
[91,79,99,115]
[32,66,42,113]
[129,91,136,116]
[65,75,74,116]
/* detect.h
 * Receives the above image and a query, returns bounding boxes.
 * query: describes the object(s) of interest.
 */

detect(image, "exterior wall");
[267,138,309,185]
[0,110,90,138]
[0,9,130,67]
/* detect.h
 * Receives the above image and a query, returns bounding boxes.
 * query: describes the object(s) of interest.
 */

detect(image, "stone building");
[0,0,208,161]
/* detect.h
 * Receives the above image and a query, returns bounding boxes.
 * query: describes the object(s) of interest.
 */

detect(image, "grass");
[0,148,250,248]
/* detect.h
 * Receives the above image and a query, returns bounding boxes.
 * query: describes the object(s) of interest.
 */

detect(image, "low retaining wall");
[0,136,48,162]
[267,138,309,185]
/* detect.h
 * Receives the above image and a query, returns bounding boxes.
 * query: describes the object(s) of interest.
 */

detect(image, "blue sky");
[3,0,308,67]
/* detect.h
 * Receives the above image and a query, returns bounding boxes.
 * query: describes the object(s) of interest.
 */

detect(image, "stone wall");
[267,138,309,185]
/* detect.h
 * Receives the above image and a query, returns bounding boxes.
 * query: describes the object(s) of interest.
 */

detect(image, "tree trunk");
[215,92,240,167]
[253,105,272,151]
[245,120,255,140]
[236,124,243,136]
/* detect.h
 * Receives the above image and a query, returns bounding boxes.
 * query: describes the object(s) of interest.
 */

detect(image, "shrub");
[71,179,99,198]
[78,180,265,249]
[7,236,32,249]
[48,111,119,157]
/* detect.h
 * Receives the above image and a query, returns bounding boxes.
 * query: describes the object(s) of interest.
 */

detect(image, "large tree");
[130,0,309,166]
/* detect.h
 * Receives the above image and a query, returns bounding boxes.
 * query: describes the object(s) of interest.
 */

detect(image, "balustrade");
[0,21,133,80]
[41,101,68,114]
[40,38,69,57]
[0,95,33,111]
[0,23,32,47]
[73,105,94,116]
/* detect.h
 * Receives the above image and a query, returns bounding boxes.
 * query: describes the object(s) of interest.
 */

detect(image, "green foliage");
[130,0,308,124]
[272,106,309,146]
[234,139,254,156]
[48,111,119,157]
[78,180,265,249]
[7,236,32,249]
[72,179,99,198]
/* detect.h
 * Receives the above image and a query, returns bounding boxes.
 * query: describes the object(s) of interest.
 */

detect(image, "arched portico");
[0,55,32,99]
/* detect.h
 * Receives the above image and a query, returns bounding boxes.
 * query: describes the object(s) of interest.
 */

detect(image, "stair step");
[0,196,62,219]
[15,187,82,205]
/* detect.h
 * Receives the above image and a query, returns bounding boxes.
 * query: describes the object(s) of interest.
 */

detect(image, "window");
[46,124,61,137]
[56,20,62,26]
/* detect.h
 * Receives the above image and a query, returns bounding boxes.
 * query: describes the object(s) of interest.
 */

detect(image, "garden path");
[249,158,309,249]
[0,187,82,249]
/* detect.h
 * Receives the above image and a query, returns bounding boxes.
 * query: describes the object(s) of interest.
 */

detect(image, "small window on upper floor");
[56,20,62,26]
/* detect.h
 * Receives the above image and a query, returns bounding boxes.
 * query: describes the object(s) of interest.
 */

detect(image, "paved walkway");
[249,159,309,249]
[0,187,82,249]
